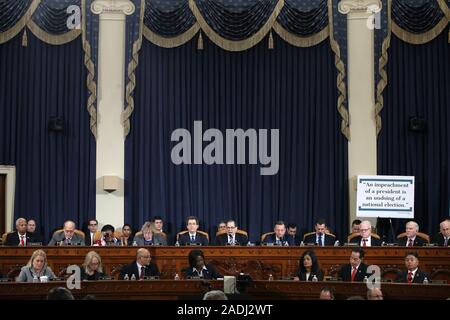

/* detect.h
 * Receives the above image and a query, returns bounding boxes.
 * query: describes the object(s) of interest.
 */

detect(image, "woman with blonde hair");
[134,221,167,246]
[80,251,105,280]
[16,249,55,282]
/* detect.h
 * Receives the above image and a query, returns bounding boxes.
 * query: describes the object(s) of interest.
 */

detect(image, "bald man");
[5,218,36,246]
[433,219,450,246]
[350,221,382,246]
[397,221,427,247]
[119,248,160,280]
[48,221,85,246]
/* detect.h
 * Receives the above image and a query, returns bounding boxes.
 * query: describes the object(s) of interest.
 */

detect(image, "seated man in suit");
[5,218,35,246]
[183,249,222,279]
[48,220,85,246]
[178,216,209,246]
[433,219,450,246]
[395,252,429,283]
[119,248,160,280]
[287,223,301,246]
[338,248,368,282]
[84,218,98,246]
[350,220,381,247]
[397,221,427,247]
[262,221,294,246]
[26,219,42,243]
[304,219,336,246]
[216,220,248,246]
[133,222,167,246]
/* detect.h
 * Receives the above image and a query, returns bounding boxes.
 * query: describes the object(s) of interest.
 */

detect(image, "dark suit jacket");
[80,268,105,281]
[182,263,222,280]
[397,236,427,247]
[303,233,336,246]
[84,231,95,246]
[28,232,43,243]
[297,269,324,281]
[178,232,209,246]
[432,233,449,246]
[5,232,35,246]
[350,235,382,246]
[215,233,248,246]
[262,234,295,246]
[395,269,429,283]
[119,261,160,280]
[338,263,368,282]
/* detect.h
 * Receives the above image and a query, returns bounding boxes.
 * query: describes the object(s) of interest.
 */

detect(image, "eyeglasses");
[359,228,370,232]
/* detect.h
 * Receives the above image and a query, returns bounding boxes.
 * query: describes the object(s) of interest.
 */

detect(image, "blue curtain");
[0,32,96,241]
[377,28,450,240]
[125,33,348,242]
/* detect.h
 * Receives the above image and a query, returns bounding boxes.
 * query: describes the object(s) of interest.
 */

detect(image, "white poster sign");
[356,175,414,218]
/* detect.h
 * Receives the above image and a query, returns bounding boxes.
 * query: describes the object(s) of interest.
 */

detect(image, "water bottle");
[423,277,429,284]
[363,276,368,283]
[132,241,137,246]
[123,274,129,280]
[32,275,39,283]
[312,275,318,282]
[268,274,273,281]
[300,241,305,247]
[130,274,136,281]
[175,240,180,247]
[174,273,180,280]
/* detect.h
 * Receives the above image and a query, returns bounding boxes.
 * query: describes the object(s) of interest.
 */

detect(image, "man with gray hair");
[119,248,160,280]
[398,221,426,247]
[203,290,228,300]
[350,220,382,246]
[433,219,450,246]
[48,220,85,246]
[5,218,36,246]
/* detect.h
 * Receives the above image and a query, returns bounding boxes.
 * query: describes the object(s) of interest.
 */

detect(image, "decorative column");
[92,0,135,228]
[338,0,382,230]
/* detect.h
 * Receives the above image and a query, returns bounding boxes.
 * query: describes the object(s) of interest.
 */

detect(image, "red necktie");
[20,235,25,246]
[351,267,357,282]
[362,239,367,247]
[407,271,413,283]
[408,239,413,247]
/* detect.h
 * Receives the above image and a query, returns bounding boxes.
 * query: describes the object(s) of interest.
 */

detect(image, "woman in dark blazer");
[80,251,105,280]
[295,250,324,281]
[183,250,222,280]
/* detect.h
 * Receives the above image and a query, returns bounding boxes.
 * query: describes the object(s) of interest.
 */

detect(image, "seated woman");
[294,250,324,281]
[120,223,134,246]
[80,251,105,280]
[183,249,222,280]
[134,222,167,246]
[16,249,55,282]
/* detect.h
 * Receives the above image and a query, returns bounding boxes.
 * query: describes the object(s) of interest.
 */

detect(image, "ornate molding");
[338,0,382,14]
[91,0,135,15]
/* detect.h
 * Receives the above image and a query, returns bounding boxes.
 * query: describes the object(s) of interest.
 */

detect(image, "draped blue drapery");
[376,0,450,240]
[125,32,349,243]
[0,1,97,241]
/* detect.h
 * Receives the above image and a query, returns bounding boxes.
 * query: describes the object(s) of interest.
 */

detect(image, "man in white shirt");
[433,219,450,246]
[86,218,98,246]
[395,252,428,283]
[350,220,382,246]
[398,221,426,246]
[5,218,34,246]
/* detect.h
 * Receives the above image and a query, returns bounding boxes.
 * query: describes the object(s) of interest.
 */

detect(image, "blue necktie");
[191,235,195,242]
[317,234,322,246]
